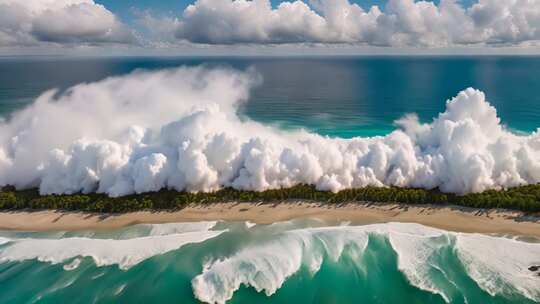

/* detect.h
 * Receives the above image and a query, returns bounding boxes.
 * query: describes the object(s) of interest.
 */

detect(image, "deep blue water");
[1,56,540,137]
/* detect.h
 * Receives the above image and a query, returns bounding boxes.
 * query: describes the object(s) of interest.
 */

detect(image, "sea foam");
[1,221,538,303]
[192,225,371,304]
[191,222,540,304]
[0,227,226,270]
[0,66,539,196]
[456,233,540,301]
[147,221,219,236]
[0,237,10,246]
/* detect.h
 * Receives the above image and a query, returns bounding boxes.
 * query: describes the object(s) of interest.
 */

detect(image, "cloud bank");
[0,0,136,46]
[172,0,540,47]
[1,66,539,196]
[2,0,539,50]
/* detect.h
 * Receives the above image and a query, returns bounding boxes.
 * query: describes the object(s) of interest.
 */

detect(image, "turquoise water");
[1,56,540,137]
[2,56,540,303]
[0,220,539,303]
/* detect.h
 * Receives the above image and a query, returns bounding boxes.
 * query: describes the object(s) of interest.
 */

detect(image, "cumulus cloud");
[0,0,136,46]
[1,66,540,196]
[170,0,540,47]
[175,0,379,44]
[133,9,182,46]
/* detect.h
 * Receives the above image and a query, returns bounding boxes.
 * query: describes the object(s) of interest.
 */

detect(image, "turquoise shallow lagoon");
[0,220,539,304]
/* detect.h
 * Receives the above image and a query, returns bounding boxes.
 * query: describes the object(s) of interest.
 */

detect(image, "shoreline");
[0,202,539,237]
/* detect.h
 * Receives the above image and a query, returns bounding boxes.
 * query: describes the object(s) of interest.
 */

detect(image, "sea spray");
[1,67,540,196]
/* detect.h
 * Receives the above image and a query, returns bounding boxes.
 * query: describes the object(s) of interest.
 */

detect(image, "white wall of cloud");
[0,66,539,196]
[170,0,540,46]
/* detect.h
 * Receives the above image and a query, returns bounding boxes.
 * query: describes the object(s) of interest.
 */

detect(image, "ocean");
[1,56,540,137]
[0,220,539,303]
[1,56,540,303]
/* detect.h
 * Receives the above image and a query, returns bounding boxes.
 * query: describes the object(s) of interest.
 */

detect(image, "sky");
[0,0,539,56]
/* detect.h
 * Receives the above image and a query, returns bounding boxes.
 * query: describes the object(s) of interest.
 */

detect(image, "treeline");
[0,184,539,213]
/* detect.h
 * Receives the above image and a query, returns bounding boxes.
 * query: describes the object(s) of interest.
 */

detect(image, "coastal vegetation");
[1,184,540,213]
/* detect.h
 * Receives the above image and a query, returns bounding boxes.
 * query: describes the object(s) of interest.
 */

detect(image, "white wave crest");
[0,66,539,195]
[52,220,220,240]
[245,221,256,229]
[385,225,452,302]
[0,230,226,270]
[0,237,10,246]
[147,221,219,236]
[456,233,540,302]
[63,258,81,271]
[191,222,540,304]
[192,226,370,304]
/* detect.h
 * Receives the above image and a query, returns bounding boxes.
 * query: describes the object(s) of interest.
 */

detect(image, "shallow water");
[0,220,539,304]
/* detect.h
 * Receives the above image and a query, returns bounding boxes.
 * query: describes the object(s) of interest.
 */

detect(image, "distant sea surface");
[1,56,540,137]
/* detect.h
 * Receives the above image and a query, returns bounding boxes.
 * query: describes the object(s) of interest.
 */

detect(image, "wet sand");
[0,202,539,237]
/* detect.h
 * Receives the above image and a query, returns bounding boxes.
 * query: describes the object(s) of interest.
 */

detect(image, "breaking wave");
[0,221,539,303]
[191,223,540,304]
[0,221,225,270]
[0,66,539,196]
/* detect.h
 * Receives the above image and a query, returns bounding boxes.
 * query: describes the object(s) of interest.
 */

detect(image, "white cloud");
[469,0,540,44]
[3,0,539,50]
[0,0,136,47]
[174,0,381,44]
[133,9,182,45]
[169,0,540,47]
[1,66,540,196]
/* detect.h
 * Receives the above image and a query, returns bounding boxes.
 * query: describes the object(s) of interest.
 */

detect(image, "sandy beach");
[0,202,539,237]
